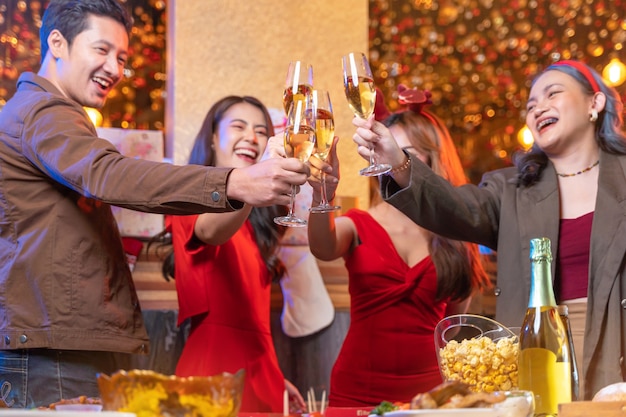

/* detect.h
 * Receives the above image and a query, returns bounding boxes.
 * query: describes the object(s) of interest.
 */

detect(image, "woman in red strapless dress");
[308,86,489,406]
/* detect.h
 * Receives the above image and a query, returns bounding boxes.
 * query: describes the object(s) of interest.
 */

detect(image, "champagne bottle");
[518,237,572,417]
[558,304,580,401]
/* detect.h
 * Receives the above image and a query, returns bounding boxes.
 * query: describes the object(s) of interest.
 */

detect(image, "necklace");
[556,160,600,178]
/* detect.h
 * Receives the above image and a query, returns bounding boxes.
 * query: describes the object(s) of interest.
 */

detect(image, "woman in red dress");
[163,96,305,412]
[308,86,490,406]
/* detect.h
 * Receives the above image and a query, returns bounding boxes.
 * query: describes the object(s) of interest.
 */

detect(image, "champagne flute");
[274,94,317,227]
[341,52,391,176]
[310,89,341,213]
[283,61,314,115]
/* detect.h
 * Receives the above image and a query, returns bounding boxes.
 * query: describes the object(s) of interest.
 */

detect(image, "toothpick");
[320,390,326,415]
[283,389,289,417]
[309,387,316,412]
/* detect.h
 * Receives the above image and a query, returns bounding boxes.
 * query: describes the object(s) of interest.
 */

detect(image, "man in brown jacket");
[0,0,308,408]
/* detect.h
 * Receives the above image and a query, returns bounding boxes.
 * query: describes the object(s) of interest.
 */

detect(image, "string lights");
[370,0,626,182]
[0,0,166,130]
[0,1,624,183]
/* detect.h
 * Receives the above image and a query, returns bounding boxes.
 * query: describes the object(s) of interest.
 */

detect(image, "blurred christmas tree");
[0,0,166,131]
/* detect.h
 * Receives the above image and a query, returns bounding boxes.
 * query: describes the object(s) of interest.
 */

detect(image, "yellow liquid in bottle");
[519,348,572,416]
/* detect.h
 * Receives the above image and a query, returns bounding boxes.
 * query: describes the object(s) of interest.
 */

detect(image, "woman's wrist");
[389,155,411,175]
[386,151,412,187]
[387,149,411,175]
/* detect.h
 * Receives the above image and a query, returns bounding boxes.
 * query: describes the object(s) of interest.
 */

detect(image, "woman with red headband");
[351,60,626,400]
[307,85,489,406]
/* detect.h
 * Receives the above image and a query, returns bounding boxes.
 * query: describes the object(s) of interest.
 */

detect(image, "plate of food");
[53,404,103,412]
[0,412,135,417]
[0,395,132,417]
[370,381,533,417]
[383,409,495,417]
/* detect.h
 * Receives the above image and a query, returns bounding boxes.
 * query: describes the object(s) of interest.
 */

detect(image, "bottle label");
[518,348,572,415]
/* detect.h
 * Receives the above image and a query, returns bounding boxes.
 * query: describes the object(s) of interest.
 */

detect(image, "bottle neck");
[529,257,557,307]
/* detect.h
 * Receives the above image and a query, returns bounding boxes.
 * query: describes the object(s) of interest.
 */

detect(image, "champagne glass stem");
[288,185,297,216]
[368,147,376,167]
[275,184,307,226]
[320,172,329,206]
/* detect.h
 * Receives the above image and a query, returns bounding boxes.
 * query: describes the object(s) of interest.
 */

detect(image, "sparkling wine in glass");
[274,95,316,227]
[283,61,314,115]
[342,52,391,176]
[310,89,340,213]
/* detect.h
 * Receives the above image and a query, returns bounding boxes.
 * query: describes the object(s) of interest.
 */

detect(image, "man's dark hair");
[39,0,133,62]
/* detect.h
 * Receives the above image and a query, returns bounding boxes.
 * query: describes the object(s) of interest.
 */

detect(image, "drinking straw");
[320,390,326,415]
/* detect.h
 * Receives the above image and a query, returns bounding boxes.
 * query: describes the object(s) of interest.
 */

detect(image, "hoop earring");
[589,109,598,122]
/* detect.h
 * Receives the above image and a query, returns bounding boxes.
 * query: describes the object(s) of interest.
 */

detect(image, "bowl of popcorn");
[435,314,519,393]
[97,368,245,417]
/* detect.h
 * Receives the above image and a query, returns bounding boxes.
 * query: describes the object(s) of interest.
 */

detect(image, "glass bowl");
[493,390,535,417]
[97,368,245,417]
[434,314,519,393]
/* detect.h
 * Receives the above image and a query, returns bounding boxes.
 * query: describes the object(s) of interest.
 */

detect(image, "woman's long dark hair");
[156,96,287,282]
[382,110,490,301]
[515,61,626,187]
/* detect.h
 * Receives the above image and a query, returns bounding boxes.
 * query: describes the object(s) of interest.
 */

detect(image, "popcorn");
[438,336,519,393]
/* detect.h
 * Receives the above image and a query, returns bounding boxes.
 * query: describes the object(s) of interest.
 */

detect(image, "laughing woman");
[351,61,626,400]
[163,96,305,412]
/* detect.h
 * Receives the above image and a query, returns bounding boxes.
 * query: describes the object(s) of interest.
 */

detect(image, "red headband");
[374,84,433,122]
[550,60,601,93]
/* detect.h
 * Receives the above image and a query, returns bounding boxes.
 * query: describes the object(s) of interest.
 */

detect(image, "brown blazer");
[381,150,626,400]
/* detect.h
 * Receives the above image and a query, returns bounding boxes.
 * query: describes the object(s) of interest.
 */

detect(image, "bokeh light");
[1,1,624,183]
[0,0,166,131]
[369,0,626,182]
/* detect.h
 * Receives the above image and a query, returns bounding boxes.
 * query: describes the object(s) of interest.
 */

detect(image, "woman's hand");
[307,136,340,205]
[352,116,406,169]
[285,379,306,413]
[262,134,286,160]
